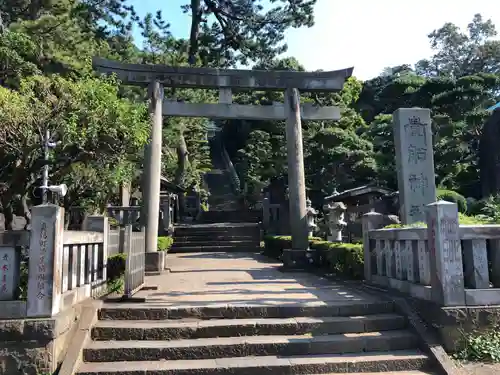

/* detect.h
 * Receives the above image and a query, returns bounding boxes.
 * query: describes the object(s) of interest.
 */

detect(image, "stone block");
[426,201,465,306]
[0,246,20,300]
[26,205,65,318]
[145,251,165,273]
[393,108,436,224]
[281,249,311,271]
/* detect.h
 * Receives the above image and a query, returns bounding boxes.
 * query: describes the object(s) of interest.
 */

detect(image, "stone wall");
[0,303,83,375]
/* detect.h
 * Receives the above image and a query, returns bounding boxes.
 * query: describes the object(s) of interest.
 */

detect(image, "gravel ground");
[459,362,500,375]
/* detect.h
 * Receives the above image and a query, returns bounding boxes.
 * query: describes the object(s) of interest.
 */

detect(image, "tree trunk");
[175,132,189,217]
[22,194,31,230]
[1,194,14,231]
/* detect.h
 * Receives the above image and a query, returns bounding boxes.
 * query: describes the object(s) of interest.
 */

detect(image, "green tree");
[0,74,149,227]
[184,0,316,67]
[416,14,500,77]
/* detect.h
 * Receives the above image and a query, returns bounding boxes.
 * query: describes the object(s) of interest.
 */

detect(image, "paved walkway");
[140,252,382,307]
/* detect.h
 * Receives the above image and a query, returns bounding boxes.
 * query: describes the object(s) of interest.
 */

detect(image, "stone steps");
[97,301,396,321]
[92,314,407,340]
[84,330,419,362]
[169,245,261,253]
[200,210,261,224]
[78,297,438,375]
[77,351,433,375]
[171,240,259,248]
[173,235,257,242]
[174,224,260,237]
[172,223,261,253]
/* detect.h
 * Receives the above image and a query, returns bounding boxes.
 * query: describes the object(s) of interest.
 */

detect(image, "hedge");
[158,236,174,251]
[263,235,321,259]
[437,189,467,213]
[263,235,364,280]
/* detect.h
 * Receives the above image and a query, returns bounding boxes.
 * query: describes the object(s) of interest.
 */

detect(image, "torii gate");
[93,57,353,271]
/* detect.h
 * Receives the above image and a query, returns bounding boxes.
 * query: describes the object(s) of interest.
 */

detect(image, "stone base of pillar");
[145,251,166,275]
[281,248,314,271]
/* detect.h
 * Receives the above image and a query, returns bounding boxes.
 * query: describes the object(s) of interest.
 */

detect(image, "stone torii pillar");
[143,81,164,272]
[283,88,309,267]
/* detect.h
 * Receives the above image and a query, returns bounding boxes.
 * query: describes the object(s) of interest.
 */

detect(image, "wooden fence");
[363,200,500,307]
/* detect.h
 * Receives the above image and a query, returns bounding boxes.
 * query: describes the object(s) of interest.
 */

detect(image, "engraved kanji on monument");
[0,246,19,300]
[426,201,465,306]
[26,205,65,317]
[393,108,437,224]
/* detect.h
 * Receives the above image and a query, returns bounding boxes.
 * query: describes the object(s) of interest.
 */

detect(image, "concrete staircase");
[199,209,261,223]
[170,223,261,253]
[77,300,438,375]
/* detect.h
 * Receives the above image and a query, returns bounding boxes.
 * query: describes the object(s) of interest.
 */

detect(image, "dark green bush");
[263,235,364,279]
[263,235,321,259]
[437,189,467,213]
[310,241,364,279]
[157,236,174,251]
[108,217,120,228]
[107,253,126,280]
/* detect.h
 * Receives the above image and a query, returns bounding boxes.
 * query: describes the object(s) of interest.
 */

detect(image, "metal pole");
[42,129,50,204]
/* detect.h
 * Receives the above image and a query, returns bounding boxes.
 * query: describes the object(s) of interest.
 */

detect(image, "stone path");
[143,252,380,306]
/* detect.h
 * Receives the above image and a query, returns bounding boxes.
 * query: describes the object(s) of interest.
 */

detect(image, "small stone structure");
[393,108,436,224]
[305,199,318,237]
[323,201,347,242]
[323,185,396,242]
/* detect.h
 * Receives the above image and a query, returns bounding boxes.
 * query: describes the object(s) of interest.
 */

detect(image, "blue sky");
[128,0,500,80]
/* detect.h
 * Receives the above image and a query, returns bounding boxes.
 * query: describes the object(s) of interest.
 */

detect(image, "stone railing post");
[84,216,109,286]
[426,201,465,306]
[362,212,384,282]
[262,197,270,231]
[27,204,65,317]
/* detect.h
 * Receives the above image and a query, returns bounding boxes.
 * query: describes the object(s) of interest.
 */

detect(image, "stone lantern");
[323,201,347,242]
[306,198,318,237]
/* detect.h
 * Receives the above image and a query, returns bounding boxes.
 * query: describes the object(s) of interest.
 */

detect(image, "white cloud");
[284,0,500,80]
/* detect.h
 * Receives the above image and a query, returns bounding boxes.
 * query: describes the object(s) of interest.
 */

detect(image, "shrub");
[107,253,126,280]
[455,329,500,362]
[310,241,364,279]
[106,253,126,293]
[107,217,120,228]
[262,235,364,280]
[437,189,467,213]
[383,213,488,229]
[263,235,321,259]
[157,236,174,251]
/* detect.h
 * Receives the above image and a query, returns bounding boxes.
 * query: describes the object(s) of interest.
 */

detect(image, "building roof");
[324,185,395,202]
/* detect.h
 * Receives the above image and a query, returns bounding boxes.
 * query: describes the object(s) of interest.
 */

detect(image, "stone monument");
[393,108,436,224]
